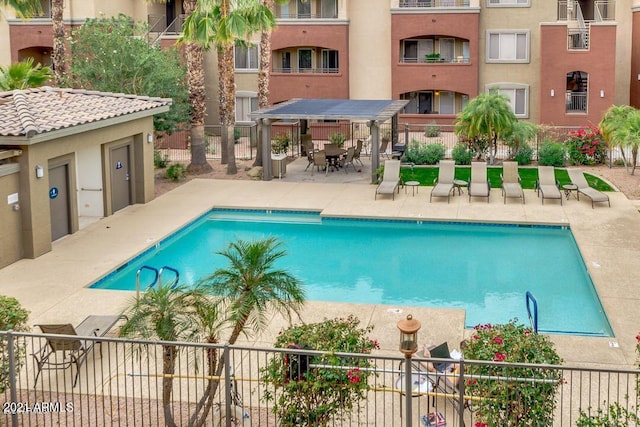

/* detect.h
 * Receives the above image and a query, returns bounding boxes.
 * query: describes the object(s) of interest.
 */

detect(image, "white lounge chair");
[430,160,455,203]
[567,169,610,208]
[375,160,401,200]
[501,161,524,204]
[536,166,562,205]
[469,162,490,202]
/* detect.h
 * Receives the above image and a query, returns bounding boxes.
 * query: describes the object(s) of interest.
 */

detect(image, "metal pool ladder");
[136,265,180,299]
[525,291,538,333]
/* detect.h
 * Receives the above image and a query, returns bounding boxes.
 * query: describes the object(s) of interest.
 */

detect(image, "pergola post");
[261,119,273,181]
[369,120,380,184]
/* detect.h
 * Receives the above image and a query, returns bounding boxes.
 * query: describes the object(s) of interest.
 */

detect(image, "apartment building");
[2,0,638,127]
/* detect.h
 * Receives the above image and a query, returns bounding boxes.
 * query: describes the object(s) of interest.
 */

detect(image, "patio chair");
[353,139,364,166]
[311,150,329,176]
[501,161,524,204]
[33,314,125,387]
[567,168,610,208]
[430,160,455,203]
[339,147,357,173]
[469,161,490,203]
[303,140,316,171]
[536,166,562,205]
[379,138,390,159]
[375,159,401,200]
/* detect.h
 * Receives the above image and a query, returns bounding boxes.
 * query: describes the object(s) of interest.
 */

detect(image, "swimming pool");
[90,209,612,336]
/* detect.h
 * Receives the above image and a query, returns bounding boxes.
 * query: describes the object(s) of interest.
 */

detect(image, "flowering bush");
[261,316,378,426]
[565,126,607,165]
[463,321,562,427]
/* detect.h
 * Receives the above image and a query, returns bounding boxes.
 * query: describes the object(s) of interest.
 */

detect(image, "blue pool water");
[90,209,612,336]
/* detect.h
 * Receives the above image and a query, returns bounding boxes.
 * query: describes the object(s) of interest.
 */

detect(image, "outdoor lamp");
[397,314,421,357]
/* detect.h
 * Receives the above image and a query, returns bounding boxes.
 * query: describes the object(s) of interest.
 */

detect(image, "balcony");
[399,0,470,6]
[566,91,587,113]
[275,0,338,19]
[272,67,339,73]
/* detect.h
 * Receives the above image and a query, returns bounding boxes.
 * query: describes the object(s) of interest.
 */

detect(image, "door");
[49,163,71,241]
[110,145,132,213]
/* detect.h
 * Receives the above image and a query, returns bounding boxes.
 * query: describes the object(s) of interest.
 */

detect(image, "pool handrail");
[136,265,159,299]
[158,266,180,288]
[525,291,538,333]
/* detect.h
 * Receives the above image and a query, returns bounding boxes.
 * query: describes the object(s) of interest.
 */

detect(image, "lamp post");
[397,314,421,427]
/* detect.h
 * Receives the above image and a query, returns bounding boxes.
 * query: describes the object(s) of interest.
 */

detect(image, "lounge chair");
[33,314,125,387]
[430,160,455,203]
[469,161,490,202]
[501,161,524,204]
[375,159,401,200]
[536,166,562,205]
[567,169,611,208]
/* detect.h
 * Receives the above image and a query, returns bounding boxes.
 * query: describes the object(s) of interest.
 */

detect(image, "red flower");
[524,330,531,336]
[466,378,477,386]
[636,333,640,342]
[347,368,361,384]
[492,336,503,345]
[473,334,480,340]
[494,352,506,362]
[475,422,488,427]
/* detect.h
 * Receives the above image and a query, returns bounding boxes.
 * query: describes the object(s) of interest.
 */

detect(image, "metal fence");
[154,123,637,167]
[1,331,639,427]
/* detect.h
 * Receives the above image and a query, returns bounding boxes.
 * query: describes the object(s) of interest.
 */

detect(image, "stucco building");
[1,0,638,126]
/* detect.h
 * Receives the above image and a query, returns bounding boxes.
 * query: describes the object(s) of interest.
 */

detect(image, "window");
[234,45,258,70]
[439,38,455,62]
[487,31,529,62]
[297,0,311,18]
[402,39,433,63]
[277,2,290,18]
[298,49,312,71]
[321,50,338,72]
[438,91,455,114]
[281,52,291,72]
[320,0,337,18]
[487,0,529,6]
[487,84,528,117]
[235,93,258,122]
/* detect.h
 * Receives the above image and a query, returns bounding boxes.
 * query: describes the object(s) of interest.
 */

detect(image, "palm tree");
[0,58,52,90]
[599,105,640,174]
[181,0,280,175]
[455,90,518,164]
[51,0,66,85]
[120,283,218,427]
[0,0,41,18]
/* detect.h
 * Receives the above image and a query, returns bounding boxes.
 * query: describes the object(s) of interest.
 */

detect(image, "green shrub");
[403,140,445,165]
[451,142,473,165]
[537,140,566,167]
[613,159,626,167]
[271,134,290,154]
[154,150,169,168]
[424,122,441,138]
[565,126,607,165]
[261,316,378,426]
[329,132,348,147]
[514,142,534,165]
[166,163,187,182]
[463,321,562,427]
[576,401,640,427]
[0,295,29,394]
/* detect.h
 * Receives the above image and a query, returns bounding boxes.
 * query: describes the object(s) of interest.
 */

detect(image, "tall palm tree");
[599,105,639,174]
[455,90,517,164]
[120,283,218,427]
[51,0,66,85]
[181,0,280,174]
[0,0,41,18]
[0,58,52,90]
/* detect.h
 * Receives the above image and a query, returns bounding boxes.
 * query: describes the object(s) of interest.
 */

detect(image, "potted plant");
[328,132,347,148]
[425,53,442,63]
[271,134,290,178]
[271,133,290,155]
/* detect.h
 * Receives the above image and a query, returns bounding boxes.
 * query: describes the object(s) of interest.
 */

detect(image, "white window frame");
[486,0,530,7]
[486,83,529,118]
[235,91,258,123]
[234,45,259,71]
[486,31,530,63]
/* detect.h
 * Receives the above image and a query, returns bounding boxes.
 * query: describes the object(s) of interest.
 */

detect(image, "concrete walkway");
[1,172,639,369]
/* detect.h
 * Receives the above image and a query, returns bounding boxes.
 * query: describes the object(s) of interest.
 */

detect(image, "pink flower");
[524,330,531,336]
[466,379,477,386]
[494,352,506,362]
[636,333,640,342]
[492,336,503,345]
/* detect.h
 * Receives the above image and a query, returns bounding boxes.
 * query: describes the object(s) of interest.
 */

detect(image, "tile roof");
[0,87,172,138]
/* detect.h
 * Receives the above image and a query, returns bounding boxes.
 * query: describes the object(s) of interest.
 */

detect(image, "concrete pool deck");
[1,178,639,369]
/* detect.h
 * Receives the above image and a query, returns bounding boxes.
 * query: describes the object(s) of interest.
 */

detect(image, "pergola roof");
[250,98,408,122]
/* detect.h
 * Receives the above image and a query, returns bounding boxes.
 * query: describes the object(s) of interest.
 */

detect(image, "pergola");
[250,99,409,183]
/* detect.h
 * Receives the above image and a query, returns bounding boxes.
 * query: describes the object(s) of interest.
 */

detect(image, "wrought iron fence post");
[458,359,465,427]
[404,356,412,427]
[223,344,231,427]
[404,123,410,145]
[7,331,18,427]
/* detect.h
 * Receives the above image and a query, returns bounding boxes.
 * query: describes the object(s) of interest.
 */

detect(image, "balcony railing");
[276,12,338,19]
[595,0,615,20]
[567,28,589,50]
[401,56,470,64]
[147,14,185,34]
[566,91,587,112]
[272,67,339,73]
[399,0,471,7]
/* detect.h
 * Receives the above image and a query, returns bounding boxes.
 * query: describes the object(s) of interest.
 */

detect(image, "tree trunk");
[254,0,274,167]
[162,345,178,427]
[632,147,638,175]
[187,342,218,427]
[219,43,237,174]
[51,0,66,85]
[218,46,228,165]
[184,0,212,174]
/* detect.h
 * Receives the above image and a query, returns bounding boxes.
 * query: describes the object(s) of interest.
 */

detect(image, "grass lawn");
[399,166,614,191]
